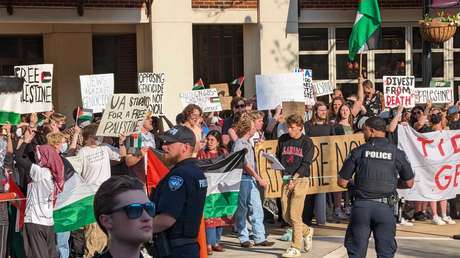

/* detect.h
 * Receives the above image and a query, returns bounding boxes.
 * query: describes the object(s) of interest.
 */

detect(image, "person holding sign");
[362,77,385,117]
[338,117,414,258]
[276,114,314,257]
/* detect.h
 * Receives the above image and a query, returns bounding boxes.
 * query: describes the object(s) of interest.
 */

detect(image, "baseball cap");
[364,116,387,132]
[159,125,196,147]
[448,106,459,116]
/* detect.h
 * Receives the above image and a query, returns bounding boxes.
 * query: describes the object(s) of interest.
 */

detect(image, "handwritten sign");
[414,87,454,104]
[312,80,334,97]
[220,96,232,110]
[430,80,452,88]
[383,76,415,108]
[138,72,165,115]
[96,94,148,137]
[256,73,305,111]
[14,64,53,113]
[294,69,315,105]
[80,74,114,113]
[179,89,222,112]
[210,83,229,96]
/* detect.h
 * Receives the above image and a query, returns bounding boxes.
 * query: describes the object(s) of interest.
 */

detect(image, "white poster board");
[80,74,114,113]
[13,64,53,113]
[96,94,148,137]
[312,80,334,97]
[179,89,222,112]
[256,73,305,111]
[294,68,315,105]
[414,87,454,104]
[138,72,165,115]
[383,76,416,108]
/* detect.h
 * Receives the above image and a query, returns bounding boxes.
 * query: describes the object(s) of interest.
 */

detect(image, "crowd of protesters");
[0,74,459,258]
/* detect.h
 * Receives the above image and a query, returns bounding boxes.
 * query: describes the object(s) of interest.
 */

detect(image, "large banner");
[256,73,305,110]
[138,72,165,115]
[14,64,53,113]
[414,87,454,104]
[255,134,364,198]
[179,89,222,112]
[383,76,415,108]
[398,125,460,201]
[96,94,148,137]
[80,74,114,113]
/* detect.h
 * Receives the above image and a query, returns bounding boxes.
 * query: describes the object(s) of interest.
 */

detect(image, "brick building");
[2,0,454,119]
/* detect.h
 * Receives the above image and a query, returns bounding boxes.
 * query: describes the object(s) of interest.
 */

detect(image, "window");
[0,36,43,75]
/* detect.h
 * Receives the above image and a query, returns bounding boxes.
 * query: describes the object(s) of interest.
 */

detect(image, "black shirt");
[93,251,143,258]
[304,121,335,137]
[449,120,460,130]
[276,134,314,177]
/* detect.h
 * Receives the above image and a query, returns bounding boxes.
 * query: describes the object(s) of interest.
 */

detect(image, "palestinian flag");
[0,76,23,125]
[126,132,143,149]
[193,78,205,91]
[145,149,170,195]
[348,0,381,61]
[198,149,246,227]
[231,76,245,87]
[53,173,99,232]
[76,107,93,128]
[210,96,221,104]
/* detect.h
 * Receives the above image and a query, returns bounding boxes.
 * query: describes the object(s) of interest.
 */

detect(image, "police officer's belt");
[169,238,197,248]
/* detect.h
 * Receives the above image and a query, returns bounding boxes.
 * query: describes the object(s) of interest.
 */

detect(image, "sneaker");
[254,240,275,247]
[282,247,301,258]
[432,215,447,225]
[334,208,349,220]
[240,241,252,248]
[280,228,293,242]
[303,227,314,252]
[442,216,457,225]
[398,218,414,227]
[414,211,426,221]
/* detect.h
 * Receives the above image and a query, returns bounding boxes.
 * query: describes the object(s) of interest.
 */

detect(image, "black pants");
[23,223,58,258]
[345,200,397,258]
[167,243,199,258]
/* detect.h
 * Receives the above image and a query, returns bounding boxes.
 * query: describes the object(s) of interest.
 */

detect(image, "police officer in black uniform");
[338,117,415,258]
[151,125,208,258]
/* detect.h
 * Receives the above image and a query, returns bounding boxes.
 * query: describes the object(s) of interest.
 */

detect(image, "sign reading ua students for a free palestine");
[14,64,53,113]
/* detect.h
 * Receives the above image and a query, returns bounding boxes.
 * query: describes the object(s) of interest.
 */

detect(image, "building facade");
[2,0,455,121]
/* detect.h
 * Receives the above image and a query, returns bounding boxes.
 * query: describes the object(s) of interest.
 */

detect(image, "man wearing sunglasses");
[93,175,155,258]
[152,125,208,258]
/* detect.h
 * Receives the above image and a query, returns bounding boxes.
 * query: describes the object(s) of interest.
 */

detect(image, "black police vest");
[355,142,398,195]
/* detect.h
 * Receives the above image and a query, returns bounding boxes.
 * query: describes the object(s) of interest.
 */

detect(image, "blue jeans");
[57,231,70,258]
[235,175,266,244]
[206,227,223,246]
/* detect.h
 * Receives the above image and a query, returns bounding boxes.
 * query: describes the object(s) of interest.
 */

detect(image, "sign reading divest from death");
[179,89,222,112]
[80,74,114,113]
[414,87,454,104]
[256,73,305,110]
[312,80,334,97]
[255,134,364,198]
[96,94,148,137]
[294,69,315,105]
[14,64,53,113]
[383,76,415,108]
[138,72,165,115]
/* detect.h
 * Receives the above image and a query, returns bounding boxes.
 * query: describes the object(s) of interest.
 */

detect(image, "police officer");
[338,117,414,258]
[151,125,208,258]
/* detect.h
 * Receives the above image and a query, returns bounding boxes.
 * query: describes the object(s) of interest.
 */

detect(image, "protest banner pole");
[359,53,363,77]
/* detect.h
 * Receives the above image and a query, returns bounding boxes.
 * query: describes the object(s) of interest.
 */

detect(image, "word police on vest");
[365,151,392,160]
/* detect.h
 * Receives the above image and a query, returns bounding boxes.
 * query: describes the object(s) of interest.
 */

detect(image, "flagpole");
[359,53,363,78]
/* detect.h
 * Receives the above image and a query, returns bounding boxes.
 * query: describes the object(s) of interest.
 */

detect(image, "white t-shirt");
[24,164,55,226]
[78,146,120,186]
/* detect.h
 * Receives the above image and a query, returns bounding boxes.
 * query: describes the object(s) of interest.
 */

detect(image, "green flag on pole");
[348,0,382,61]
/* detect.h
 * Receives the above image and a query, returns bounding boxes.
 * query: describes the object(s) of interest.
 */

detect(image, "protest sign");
[383,76,415,108]
[179,89,222,112]
[282,101,304,118]
[397,125,460,201]
[414,87,454,104]
[430,79,452,88]
[255,134,364,198]
[138,72,165,115]
[80,74,114,113]
[96,94,148,137]
[210,83,229,96]
[294,69,315,105]
[220,96,232,110]
[256,73,304,111]
[13,64,53,113]
[312,80,334,97]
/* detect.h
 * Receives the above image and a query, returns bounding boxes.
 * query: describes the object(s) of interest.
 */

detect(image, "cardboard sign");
[13,64,53,113]
[282,101,304,118]
[96,94,148,137]
[220,96,233,111]
[414,87,454,104]
[255,134,364,198]
[383,76,416,108]
[138,72,165,115]
[210,83,229,96]
[179,89,222,112]
[294,68,315,105]
[312,80,334,97]
[80,73,114,113]
[256,73,305,111]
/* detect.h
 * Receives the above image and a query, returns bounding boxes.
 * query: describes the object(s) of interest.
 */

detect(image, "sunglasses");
[110,202,155,219]
[235,104,246,109]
